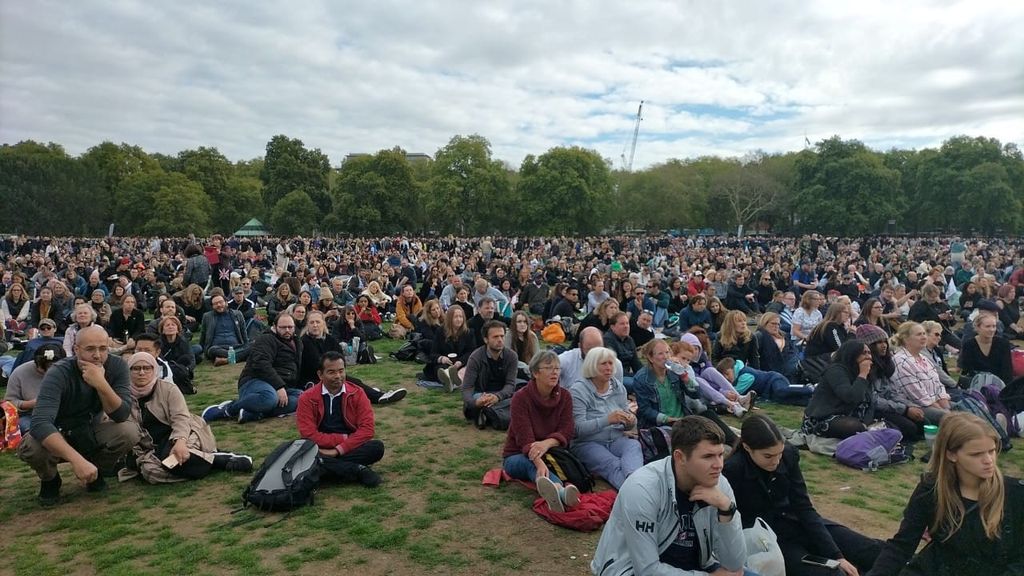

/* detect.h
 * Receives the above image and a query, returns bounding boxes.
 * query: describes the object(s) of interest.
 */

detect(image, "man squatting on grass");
[18,325,141,505]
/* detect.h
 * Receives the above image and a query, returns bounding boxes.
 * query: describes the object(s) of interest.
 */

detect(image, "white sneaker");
[731,404,746,418]
[438,368,453,392]
[448,366,462,391]
[562,483,581,509]
[536,476,564,513]
[378,388,407,404]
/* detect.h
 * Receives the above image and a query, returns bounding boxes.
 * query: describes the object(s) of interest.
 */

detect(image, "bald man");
[557,326,623,388]
[18,325,140,505]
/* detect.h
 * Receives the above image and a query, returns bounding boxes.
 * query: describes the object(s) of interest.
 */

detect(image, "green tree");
[428,135,512,234]
[79,142,160,224]
[793,137,904,235]
[0,141,105,235]
[223,176,266,232]
[517,146,613,234]
[145,174,212,236]
[270,189,320,236]
[261,135,331,213]
[959,162,1019,233]
[330,148,417,235]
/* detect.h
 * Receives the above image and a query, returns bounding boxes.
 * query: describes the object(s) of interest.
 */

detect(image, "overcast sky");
[2,1,1021,169]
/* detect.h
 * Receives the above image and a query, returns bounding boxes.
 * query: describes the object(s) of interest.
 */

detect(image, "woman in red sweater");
[502,350,579,512]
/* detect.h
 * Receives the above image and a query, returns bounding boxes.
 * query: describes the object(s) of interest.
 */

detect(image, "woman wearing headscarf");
[123,352,253,484]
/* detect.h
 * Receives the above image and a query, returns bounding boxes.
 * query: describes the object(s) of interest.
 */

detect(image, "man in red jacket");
[296,351,384,487]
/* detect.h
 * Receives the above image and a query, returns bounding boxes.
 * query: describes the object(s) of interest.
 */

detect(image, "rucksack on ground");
[541,446,594,493]
[956,394,1013,451]
[638,426,673,464]
[243,439,322,511]
[835,428,911,470]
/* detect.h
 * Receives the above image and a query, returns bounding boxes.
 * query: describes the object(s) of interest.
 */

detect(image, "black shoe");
[38,474,62,506]
[225,455,254,472]
[356,466,381,488]
[475,410,488,430]
[86,476,107,493]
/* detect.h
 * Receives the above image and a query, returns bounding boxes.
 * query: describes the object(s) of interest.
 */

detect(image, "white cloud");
[1,0,1021,170]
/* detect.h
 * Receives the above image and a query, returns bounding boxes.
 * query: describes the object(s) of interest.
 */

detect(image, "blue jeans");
[0,355,14,378]
[231,379,301,421]
[17,413,30,434]
[503,453,563,485]
[742,367,812,406]
[623,375,635,395]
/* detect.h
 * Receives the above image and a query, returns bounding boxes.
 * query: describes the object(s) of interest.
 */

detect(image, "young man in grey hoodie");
[591,415,751,576]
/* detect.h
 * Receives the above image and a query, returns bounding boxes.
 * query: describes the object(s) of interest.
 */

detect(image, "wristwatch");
[718,502,737,518]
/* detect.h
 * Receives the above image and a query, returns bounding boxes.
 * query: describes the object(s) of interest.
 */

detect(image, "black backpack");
[243,439,322,511]
[541,446,594,493]
[390,341,419,362]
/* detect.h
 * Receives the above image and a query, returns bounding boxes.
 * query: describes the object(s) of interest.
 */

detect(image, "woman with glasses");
[502,351,580,512]
[756,312,800,382]
[123,352,252,483]
[791,290,824,349]
[854,297,890,335]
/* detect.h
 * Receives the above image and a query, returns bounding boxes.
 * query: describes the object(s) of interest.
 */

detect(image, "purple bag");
[835,428,905,470]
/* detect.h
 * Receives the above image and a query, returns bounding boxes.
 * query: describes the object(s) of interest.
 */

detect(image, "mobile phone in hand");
[801,554,840,569]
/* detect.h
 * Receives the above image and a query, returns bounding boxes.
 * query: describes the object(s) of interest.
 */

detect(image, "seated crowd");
[4,232,1024,574]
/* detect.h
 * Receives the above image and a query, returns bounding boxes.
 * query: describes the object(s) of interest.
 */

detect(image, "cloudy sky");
[1,1,1021,169]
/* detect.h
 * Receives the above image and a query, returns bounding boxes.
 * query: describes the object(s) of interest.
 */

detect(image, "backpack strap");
[280,440,316,487]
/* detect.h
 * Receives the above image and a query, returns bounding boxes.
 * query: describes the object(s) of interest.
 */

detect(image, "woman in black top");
[300,311,405,404]
[804,300,852,359]
[426,306,476,384]
[332,305,366,345]
[867,412,1024,576]
[854,297,889,334]
[108,295,146,350]
[725,414,880,576]
[959,313,1013,384]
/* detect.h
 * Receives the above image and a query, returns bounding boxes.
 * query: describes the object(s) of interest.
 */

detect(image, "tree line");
[0,132,1020,237]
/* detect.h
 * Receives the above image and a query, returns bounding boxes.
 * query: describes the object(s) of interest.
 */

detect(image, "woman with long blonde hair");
[869,412,1024,575]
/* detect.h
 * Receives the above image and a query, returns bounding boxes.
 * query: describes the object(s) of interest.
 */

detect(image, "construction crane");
[620,100,644,172]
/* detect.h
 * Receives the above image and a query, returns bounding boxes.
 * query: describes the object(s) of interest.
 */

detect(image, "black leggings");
[781,520,881,576]
[877,410,923,442]
[816,416,866,440]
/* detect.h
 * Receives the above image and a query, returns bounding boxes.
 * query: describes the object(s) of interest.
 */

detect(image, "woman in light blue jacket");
[570,346,642,489]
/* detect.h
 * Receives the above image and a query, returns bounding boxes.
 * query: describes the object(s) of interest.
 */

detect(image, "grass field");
[3,334,1024,576]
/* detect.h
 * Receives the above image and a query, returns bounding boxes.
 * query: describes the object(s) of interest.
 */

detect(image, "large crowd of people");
[4,232,1024,574]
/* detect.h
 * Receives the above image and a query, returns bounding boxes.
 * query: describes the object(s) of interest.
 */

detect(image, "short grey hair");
[581,346,617,379]
[528,350,560,375]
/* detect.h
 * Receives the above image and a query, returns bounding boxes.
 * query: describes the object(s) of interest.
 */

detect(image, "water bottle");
[352,336,361,355]
[227,346,236,364]
[665,361,687,375]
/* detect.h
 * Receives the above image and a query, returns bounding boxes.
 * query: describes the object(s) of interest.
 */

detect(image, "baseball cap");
[39,318,57,329]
